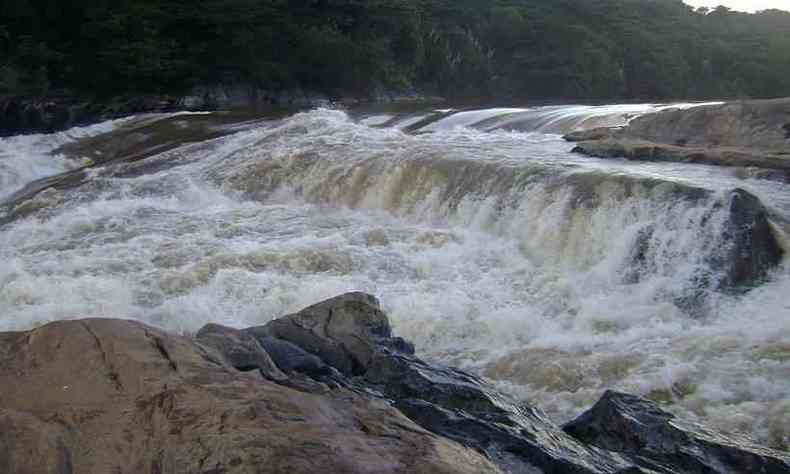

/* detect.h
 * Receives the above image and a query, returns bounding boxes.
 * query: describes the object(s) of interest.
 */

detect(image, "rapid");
[1,104,788,449]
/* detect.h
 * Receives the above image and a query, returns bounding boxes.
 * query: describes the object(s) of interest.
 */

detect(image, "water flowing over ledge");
[0,105,788,450]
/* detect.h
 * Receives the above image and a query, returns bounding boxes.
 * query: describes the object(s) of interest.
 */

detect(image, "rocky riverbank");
[0,85,440,137]
[566,99,790,183]
[1,292,788,474]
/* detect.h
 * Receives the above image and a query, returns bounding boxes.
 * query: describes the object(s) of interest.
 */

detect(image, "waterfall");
[0,106,787,449]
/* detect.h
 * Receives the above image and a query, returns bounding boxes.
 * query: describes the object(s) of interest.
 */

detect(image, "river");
[1,103,788,449]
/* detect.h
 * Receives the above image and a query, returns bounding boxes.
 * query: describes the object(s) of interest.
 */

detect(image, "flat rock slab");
[571,139,790,177]
[565,98,790,182]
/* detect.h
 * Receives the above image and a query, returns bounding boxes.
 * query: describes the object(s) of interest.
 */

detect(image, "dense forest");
[2,0,790,102]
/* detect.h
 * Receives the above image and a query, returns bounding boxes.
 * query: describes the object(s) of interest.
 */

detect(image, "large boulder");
[715,189,784,290]
[564,391,790,474]
[0,318,502,474]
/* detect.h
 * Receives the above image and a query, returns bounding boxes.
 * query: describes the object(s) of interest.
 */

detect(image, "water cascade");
[0,105,787,449]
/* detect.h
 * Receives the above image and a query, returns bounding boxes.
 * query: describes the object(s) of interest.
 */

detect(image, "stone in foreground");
[249,293,646,473]
[564,391,790,474]
[2,293,787,474]
[0,317,499,474]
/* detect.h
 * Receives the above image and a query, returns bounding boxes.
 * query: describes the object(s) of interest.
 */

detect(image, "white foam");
[0,107,787,448]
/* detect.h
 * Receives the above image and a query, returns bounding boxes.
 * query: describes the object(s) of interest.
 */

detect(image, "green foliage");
[1,0,789,100]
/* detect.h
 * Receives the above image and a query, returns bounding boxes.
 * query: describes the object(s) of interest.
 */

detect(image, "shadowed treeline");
[1,0,790,101]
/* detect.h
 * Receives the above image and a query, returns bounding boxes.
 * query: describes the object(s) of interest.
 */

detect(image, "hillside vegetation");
[2,0,790,101]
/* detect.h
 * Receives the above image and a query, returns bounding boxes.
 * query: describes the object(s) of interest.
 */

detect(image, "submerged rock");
[564,391,790,474]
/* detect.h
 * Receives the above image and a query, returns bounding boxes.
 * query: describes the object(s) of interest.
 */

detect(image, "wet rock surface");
[620,187,783,293]
[715,189,785,290]
[565,99,790,182]
[3,292,787,473]
[564,391,790,474]
[195,323,288,381]
[362,351,639,474]
[570,139,790,181]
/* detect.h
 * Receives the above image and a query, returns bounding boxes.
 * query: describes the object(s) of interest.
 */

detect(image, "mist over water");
[1,105,788,449]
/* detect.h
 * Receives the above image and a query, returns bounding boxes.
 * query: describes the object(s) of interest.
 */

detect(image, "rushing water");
[1,104,788,449]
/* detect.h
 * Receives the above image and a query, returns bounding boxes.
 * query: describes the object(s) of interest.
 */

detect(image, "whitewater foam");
[0,106,787,449]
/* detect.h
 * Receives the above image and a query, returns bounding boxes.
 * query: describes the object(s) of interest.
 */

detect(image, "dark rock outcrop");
[0,95,186,137]
[715,189,784,290]
[248,294,642,472]
[619,187,783,293]
[564,391,790,474]
[245,292,413,376]
[363,351,640,474]
[2,293,788,473]
[1,86,439,136]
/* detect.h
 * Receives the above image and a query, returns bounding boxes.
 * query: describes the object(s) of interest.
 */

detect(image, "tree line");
[2,0,790,102]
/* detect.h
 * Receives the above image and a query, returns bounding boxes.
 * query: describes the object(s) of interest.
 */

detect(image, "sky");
[684,0,790,12]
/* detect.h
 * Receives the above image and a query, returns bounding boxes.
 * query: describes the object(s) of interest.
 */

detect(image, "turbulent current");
[1,104,788,449]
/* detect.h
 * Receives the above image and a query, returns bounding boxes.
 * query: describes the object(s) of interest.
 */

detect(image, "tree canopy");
[2,0,789,101]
